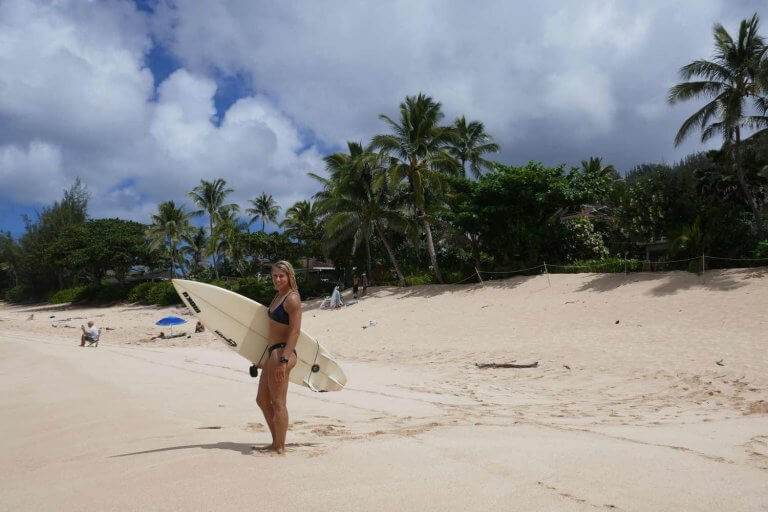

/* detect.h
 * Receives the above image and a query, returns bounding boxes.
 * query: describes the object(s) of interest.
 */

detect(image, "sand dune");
[1,269,767,510]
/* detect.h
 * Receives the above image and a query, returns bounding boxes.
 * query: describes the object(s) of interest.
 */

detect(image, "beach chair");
[85,328,100,347]
[320,286,344,309]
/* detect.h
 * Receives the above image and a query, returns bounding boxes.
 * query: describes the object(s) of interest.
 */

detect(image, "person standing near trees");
[361,273,369,296]
[352,273,360,299]
[256,260,301,454]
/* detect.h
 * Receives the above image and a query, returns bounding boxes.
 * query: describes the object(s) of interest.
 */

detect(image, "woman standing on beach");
[256,260,301,454]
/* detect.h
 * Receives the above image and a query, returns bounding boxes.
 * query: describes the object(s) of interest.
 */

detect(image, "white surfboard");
[172,279,346,392]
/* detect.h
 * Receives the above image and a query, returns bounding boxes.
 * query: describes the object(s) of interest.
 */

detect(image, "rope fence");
[441,254,768,286]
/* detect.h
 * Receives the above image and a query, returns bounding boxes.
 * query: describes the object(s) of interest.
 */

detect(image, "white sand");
[1,269,767,511]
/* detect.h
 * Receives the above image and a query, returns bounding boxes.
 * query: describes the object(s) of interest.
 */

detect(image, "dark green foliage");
[755,240,768,257]
[145,281,181,306]
[127,281,155,303]
[470,162,570,265]
[204,276,334,305]
[49,285,90,304]
[561,218,609,261]
[296,277,336,300]
[4,284,32,303]
[49,219,148,285]
[404,271,436,286]
[219,276,275,305]
[16,180,90,294]
[242,231,298,267]
[49,283,135,304]
[550,258,641,273]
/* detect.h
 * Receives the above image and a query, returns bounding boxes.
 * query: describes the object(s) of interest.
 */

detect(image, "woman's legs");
[266,352,297,454]
[256,368,277,448]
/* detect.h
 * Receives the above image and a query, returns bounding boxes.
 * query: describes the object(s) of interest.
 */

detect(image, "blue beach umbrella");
[155,316,187,334]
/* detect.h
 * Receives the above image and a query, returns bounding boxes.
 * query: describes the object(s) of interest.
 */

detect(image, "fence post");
[475,267,484,285]
[543,261,551,288]
[701,254,706,275]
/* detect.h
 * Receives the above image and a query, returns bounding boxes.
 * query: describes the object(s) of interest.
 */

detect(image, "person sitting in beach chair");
[80,321,100,347]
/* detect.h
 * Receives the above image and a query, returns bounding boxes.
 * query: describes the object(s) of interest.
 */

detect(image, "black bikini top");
[268,292,293,325]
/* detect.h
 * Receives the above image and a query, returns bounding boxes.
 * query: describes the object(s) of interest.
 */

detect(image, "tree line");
[1,13,767,303]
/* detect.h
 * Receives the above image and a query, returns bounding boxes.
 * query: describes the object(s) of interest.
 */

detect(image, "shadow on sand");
[110,441,319,458]
[572,268,759,296]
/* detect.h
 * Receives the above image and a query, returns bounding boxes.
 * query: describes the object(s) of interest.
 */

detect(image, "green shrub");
[50,285,89,304]
[50,284,132,304]
[205,276,333,304]
[146,281,181,305]
[4,284,33,303]
[404,272,435,286]
[228,276,274,305]
[551,258,640,274]
[444,269,476,284]
[295,277,334,300]
[86,284,132,303]
[127,281,154,303]
[756,240,768,258]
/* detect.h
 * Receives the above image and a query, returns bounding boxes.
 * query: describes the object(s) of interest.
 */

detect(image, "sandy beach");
[1,269,767,511]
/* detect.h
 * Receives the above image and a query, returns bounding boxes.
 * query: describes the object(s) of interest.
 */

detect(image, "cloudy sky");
[1,0,765,236]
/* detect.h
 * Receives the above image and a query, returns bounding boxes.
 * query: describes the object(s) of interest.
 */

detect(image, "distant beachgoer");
[195,321,205,333]
[80,321,99,346]
[361,273,369,296]
[352,273,359,299]
[330,286,343,308]
[151,331,166,340]
[256,260,301,454]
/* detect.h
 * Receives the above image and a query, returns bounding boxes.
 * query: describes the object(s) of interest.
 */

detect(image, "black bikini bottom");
[268,342,297,356]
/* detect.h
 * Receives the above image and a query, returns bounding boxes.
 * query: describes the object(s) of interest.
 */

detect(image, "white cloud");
[0,141,64,204]
[0,0,763,231]
[0,0,323,225]
[152,0,746,167]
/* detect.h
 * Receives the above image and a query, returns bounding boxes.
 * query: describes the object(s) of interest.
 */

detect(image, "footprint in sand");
[311,424,350,437]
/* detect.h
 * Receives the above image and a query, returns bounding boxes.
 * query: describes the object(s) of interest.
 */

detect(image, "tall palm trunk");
[209,216,220,279]
[419,209,443,283]
[167,234,174,279]
[364,235,372,280]
[407,168,443,284]
[470,233,481,270]
[375,224,407,286]
[734,128,766,236]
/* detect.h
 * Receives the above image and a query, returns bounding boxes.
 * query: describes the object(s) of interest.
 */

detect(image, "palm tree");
[446,116,500,179]
[281,200,323,278]
[181,227,208,275]
[668,13,768,235]
[576,157,619,204]
[188,178,240,279]
[312,141,409,286]
[146,201,195,278]
[246,192,281,232]
[372,93,458,283]
[212,213,249,276]
[670,216,708,272]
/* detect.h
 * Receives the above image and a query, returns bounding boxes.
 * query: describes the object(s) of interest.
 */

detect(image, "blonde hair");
[272,260,298,292]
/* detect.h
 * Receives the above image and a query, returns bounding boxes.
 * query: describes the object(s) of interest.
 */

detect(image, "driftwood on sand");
[475,361,539,369]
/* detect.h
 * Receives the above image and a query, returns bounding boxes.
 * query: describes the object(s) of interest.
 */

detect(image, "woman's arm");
[275,292,302,382]
[282,293,302,354]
